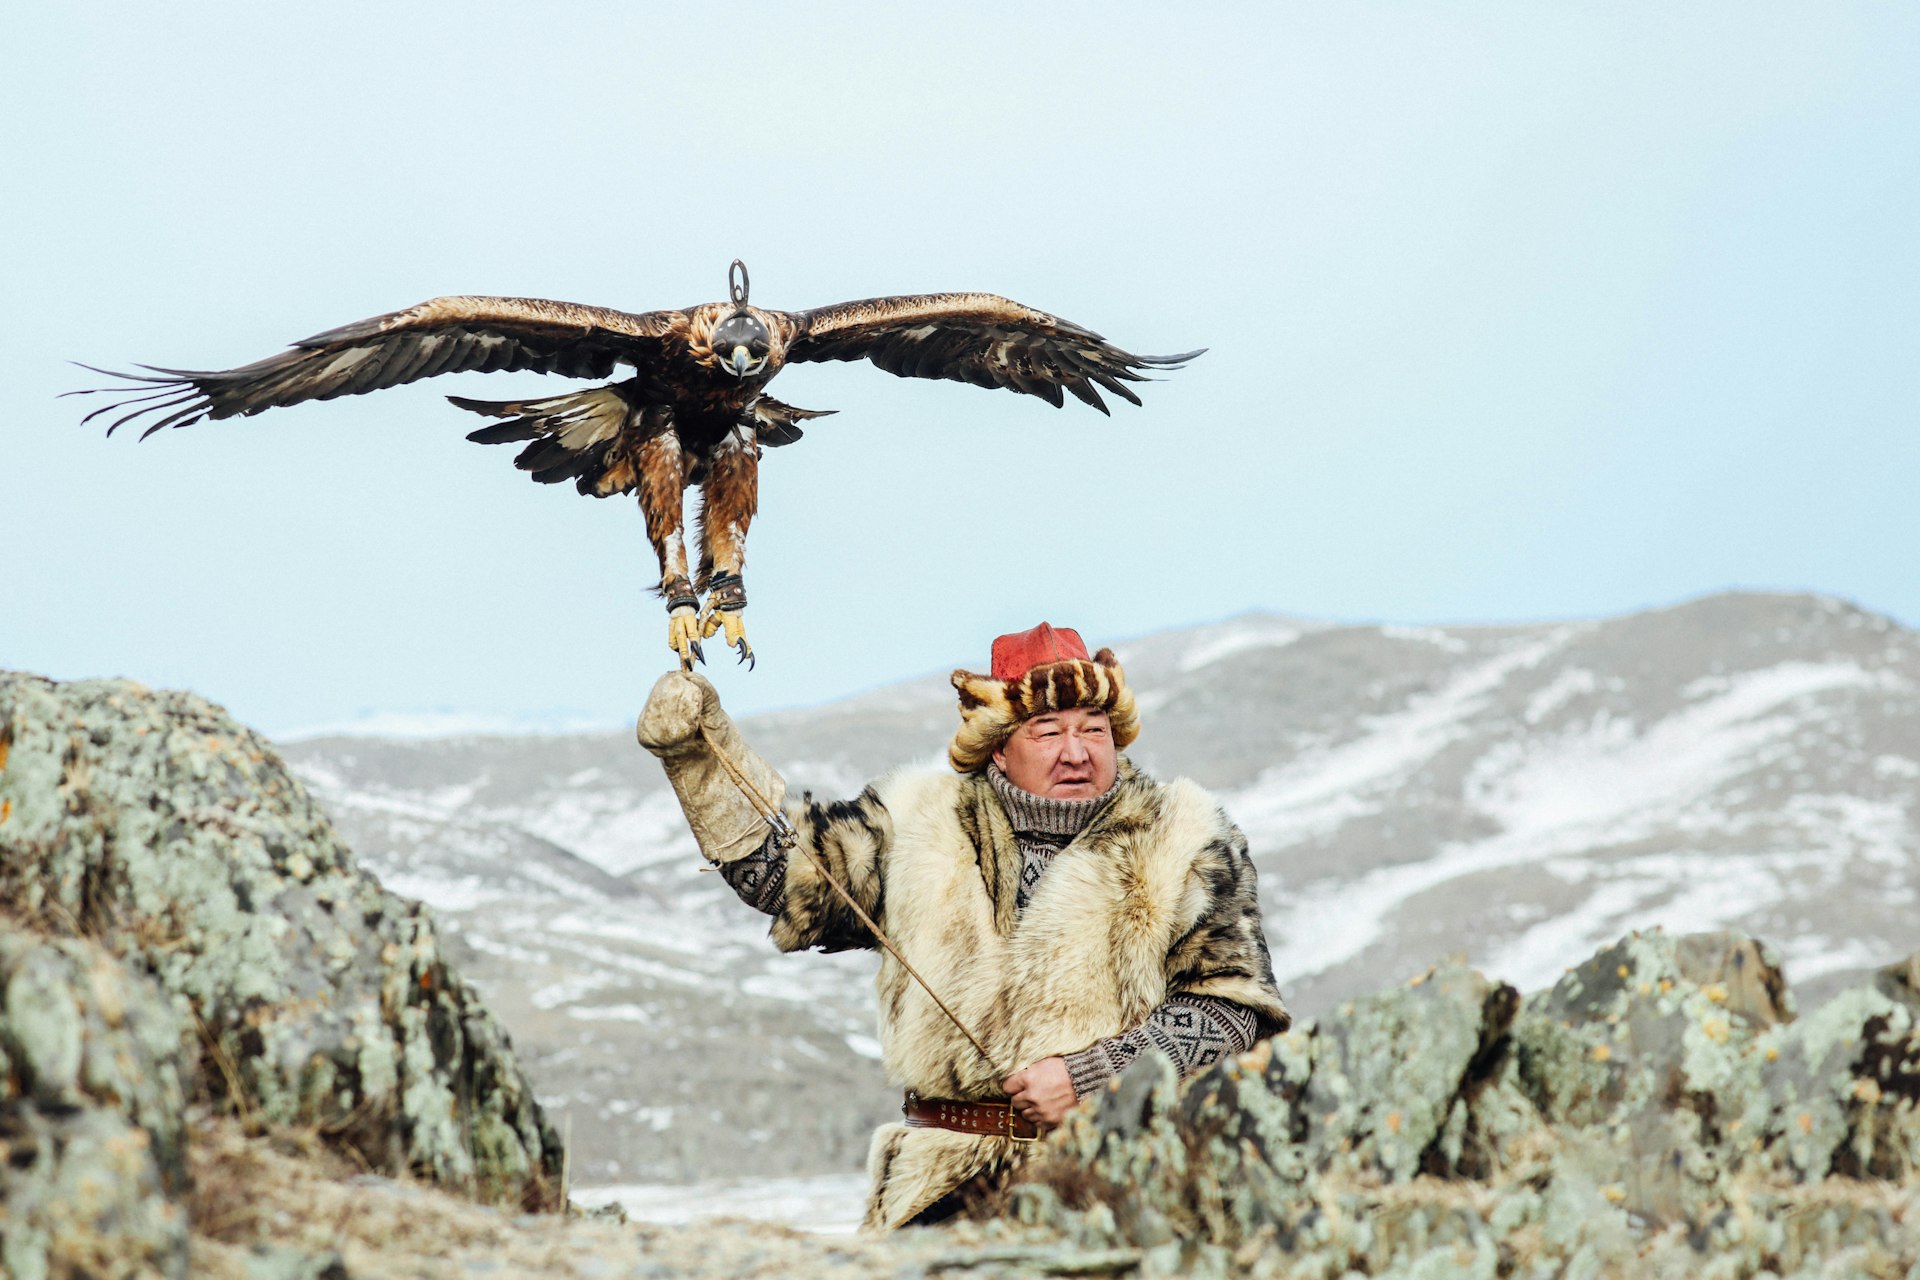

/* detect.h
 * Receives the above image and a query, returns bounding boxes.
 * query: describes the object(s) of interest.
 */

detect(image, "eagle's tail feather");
[752,395,835,448]
[450,384,643,497]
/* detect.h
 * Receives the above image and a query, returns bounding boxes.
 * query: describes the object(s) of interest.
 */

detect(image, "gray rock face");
[0,934,194,1280]
[1008,930,1920,1277]
[0,673,563,1235]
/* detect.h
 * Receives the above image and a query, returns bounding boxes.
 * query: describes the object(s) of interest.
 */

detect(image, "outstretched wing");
[72,297,686,439]
[780,293,1202,414]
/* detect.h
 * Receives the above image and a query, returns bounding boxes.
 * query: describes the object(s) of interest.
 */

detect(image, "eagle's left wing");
[779,293,1201,414]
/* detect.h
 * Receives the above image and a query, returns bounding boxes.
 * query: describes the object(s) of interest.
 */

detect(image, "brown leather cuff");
[902,1091,1040,1141]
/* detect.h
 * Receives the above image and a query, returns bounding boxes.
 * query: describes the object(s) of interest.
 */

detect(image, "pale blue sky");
[6,4,1916,736]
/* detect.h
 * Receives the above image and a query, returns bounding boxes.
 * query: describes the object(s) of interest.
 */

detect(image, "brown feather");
[76,298,684,436]
[784,292,1200,411]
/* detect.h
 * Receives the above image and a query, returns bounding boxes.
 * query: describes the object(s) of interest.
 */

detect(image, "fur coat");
[767,758,1288,1231]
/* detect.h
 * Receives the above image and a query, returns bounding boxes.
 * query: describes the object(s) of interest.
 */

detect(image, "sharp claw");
[667,604,704,671]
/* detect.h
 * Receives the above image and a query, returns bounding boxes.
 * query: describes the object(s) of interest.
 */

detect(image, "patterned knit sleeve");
[764,786,894,955]
[1063,995,1266,1100]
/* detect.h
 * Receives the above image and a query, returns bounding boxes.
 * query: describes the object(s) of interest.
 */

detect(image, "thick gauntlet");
[636,670,787,865]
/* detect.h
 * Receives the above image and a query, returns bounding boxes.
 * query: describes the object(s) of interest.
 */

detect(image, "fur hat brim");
[947,647,1140,773]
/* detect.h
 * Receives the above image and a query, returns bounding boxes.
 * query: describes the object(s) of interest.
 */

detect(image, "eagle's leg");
[637,430,704,669]
[695,425,759,669]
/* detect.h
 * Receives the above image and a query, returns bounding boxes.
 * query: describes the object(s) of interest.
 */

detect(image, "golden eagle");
[74,262,1201,668]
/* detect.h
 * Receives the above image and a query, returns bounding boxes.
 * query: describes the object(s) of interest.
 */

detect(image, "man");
[636,623,1288,1230]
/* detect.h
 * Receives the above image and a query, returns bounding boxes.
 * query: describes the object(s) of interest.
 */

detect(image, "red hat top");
[990,623,1090,682]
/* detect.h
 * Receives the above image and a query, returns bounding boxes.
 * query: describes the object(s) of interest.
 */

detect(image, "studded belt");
[902,1090,1041,1142]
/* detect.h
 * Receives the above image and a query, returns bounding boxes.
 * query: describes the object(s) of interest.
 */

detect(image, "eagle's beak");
[726,345,755,377]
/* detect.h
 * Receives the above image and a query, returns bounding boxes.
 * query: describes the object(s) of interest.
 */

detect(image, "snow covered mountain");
[276,591,1920,1185]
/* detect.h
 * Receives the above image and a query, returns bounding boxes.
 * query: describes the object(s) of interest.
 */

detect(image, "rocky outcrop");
[1008,931,1920,1277]
[0,672,563,1278]
[4,665,1916,1278]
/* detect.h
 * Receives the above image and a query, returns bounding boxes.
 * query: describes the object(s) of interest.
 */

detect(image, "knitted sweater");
[721,765,1271,1101]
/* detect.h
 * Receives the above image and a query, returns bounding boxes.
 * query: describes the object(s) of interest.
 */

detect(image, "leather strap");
[902,1090,1040,1141]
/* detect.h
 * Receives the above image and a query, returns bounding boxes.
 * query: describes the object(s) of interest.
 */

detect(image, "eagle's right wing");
[72,297,686,439]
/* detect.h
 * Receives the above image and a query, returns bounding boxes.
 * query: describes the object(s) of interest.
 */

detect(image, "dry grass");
[181,1113,967,1280]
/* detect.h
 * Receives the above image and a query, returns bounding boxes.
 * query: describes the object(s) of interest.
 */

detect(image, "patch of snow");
[1775,935,1901,984]
[1178,619,1304,673]
[521,789,701,876]
[1483,876,1663,993]
[1268,663,1909,984]
[1474,662,1902,846]
[567,1003,664,1023]
[1779,794,1914,867]
[1873,755,1920,780]
[532,972,609,1012]
[1523,668,1598,724]
[1378,625,1470,653]
[1479,848,1833,993]
[572,1173,867,1234]
[1230,631,1575,847]
[375,873,511,912]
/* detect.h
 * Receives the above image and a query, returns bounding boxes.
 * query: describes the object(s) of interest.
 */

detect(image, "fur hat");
[948,623,1140,773]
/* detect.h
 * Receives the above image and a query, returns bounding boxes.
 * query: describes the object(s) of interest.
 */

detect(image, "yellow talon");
[667,607,705,670]
[699,604,754,669]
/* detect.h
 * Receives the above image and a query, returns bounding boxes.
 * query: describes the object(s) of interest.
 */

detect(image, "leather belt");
[902,1090,1040,1142]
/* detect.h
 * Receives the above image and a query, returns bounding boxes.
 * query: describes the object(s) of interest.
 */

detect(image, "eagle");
[74,262,1201,669]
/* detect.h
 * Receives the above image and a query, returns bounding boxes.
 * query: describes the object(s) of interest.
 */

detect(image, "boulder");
[0,672,563,1213]
[1005,932,1920,1277]
[0,934,194,1280]
[1009,956,1522,1257]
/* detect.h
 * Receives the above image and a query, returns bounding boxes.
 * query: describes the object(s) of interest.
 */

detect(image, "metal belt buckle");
[1006,1098,1037,1143]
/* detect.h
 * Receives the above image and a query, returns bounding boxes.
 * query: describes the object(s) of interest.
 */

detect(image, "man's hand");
[1003,1057,1077,1129]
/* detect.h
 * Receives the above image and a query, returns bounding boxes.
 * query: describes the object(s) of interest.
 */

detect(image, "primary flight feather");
[74,261,1202,669]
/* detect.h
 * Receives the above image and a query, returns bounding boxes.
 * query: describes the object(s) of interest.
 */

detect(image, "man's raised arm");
[636,670,891,953]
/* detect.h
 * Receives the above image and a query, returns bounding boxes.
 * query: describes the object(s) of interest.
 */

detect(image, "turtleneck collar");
[986,764,1120,839]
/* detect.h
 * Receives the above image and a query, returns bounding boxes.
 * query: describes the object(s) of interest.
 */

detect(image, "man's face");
[993,706,1118,800]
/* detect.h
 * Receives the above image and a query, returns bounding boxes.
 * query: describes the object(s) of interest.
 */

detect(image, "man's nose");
[1059,731,1091,763]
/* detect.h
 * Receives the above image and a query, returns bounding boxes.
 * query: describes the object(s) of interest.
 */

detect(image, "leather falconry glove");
[636,670,786,865]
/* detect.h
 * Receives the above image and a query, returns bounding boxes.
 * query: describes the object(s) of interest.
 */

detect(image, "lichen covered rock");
[0,934,195,1280]
[0,672,562,1212]
[1006,933,1920,1277]
[1008,957,1525,1266]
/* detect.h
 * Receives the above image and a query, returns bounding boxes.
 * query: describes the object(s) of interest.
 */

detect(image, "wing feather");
[782,292,1200,411]
[71,297,685,439]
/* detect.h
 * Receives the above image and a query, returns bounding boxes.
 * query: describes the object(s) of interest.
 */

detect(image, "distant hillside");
[278,590,1920,1186]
